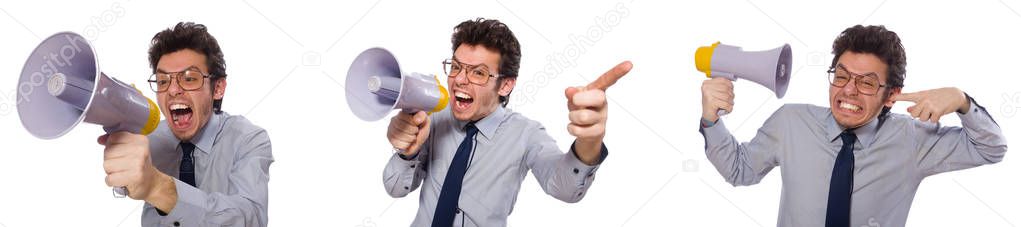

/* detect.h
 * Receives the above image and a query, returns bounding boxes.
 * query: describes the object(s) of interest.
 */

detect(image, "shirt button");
[173,221,180,226]
[404,186,409,190]
[573,168,579,174]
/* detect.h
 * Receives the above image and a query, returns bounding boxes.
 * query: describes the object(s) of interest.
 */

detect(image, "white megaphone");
[345,47,449,121]
[695,42,792,116]
[16,32,161,197]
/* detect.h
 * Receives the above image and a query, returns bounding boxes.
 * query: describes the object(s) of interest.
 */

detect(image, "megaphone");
[345,47,449,121]
[16,32,160,197]
[695,42,792,115]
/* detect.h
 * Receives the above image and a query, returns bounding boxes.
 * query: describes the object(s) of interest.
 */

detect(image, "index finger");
[586,61,633,91]
[892,92,920,102]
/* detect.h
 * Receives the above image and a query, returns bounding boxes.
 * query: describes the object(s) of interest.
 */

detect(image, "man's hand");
[565,61,632,165]
[100,132,176,211]
[701,77,734,123]
[892,87,970,123]
[387,111,430,157]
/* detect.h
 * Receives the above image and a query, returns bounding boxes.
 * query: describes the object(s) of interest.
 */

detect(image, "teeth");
[840,102,861,112]
[454,92,471,99]
[170,104,189,111]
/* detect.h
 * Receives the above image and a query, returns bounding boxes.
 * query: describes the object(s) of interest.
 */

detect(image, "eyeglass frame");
[147,67,213,93]
[826,64,888,95]
[442,58,501,85]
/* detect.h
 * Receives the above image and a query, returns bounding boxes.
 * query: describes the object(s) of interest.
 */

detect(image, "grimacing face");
[828,51,900,129]
[447,44,515,121]
[155,49,226,141]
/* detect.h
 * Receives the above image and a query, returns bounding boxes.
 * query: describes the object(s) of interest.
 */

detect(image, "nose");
[452,70,469,86]
[166,77,184,96]
[841,77,859,96]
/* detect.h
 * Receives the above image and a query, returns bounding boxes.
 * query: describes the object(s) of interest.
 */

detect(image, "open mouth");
[453,91,474,111]
[169,103,194,129]
[837,99,863,113]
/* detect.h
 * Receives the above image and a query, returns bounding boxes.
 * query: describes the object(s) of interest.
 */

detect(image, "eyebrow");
[156,66,202,74]
[451,56,491,70]
[837,63,878,77]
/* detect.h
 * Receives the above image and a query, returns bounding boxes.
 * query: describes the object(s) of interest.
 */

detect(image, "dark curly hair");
[148,22,227,113]
[830,24,906,117]
[451,18,521,107]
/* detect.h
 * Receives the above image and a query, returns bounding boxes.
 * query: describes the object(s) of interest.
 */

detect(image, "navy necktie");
[826,130,857,227]
[432,123,478,227]
[180,142,197,187]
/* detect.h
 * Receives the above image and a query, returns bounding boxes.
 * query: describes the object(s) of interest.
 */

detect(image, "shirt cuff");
[569,141,607,174]
[958,93,997,127]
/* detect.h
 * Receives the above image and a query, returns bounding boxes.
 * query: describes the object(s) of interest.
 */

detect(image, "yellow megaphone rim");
[131,84,161,135]
[429,74,449,114]
[695,42,720,78]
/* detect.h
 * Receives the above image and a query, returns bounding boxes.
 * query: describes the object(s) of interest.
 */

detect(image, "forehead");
[837,51,888,81]
[157,49,207,72]
[453,44,501,68]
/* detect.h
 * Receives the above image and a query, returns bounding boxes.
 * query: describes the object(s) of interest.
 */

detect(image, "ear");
[498,77,516,96]
[213,78,227,100]
[884,87,901,108]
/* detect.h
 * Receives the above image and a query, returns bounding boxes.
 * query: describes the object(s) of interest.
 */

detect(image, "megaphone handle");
[717,109,729,117]
[113,186,128,198]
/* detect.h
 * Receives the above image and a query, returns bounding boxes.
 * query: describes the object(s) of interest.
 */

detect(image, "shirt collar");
[183,112,225,154]
[455,106,505,140]
[826,111,880,148]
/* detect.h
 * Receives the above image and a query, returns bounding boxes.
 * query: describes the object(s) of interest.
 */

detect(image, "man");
[699,24,1008,227]
[100,22,273,226]
[383,18,631,226]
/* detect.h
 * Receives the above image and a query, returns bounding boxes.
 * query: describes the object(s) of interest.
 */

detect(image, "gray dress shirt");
[142,112,274,226]
[700,98,1007,227]
[384,107,608,226]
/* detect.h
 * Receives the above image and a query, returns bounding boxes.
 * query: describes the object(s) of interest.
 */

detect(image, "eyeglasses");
[442,58,500,85]
[827,65,887,95]
[148,67,212,92]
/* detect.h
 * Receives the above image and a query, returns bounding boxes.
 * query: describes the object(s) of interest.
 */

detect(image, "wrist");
[958,91,971,114]
[145,172,177,212]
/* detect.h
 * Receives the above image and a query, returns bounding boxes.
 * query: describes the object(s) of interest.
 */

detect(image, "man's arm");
[525,123,607,203]
[699,106,787,186]
[382,111,431,197]
[698,77,782,186]
[900,92,1009,176]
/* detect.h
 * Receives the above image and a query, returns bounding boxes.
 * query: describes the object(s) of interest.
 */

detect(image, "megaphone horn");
[694,42,793,116]
[345,47,449,121]
[17,32,161,197]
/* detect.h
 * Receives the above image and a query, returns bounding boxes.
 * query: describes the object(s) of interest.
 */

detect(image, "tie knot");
[464,123,479,137]
[840,130,857,145]
[180,142,196,154]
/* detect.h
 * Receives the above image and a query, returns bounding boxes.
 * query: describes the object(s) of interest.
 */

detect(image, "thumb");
[565,86,583,109]
[97,134,110,145]
[412,111,429,126]
[565,87,581,100]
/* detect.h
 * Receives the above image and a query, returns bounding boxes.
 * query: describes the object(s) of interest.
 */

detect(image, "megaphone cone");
[16,32,161,197]
[695,42,792,98]
[694,42,793,116]
[345,47,449,121]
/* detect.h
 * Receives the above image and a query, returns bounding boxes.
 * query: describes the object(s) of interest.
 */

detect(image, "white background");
[1,0,1020,226]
